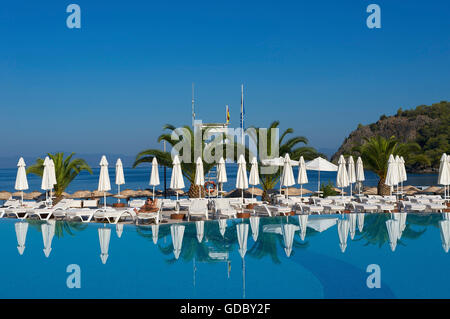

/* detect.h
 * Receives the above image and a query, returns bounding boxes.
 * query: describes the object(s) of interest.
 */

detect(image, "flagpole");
[241,84,244,146]
[192,83,195,126]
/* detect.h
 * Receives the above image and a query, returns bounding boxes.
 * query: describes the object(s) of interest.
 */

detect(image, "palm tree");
[248,121,322,201]
[135,122,320,199]
[28,220,88,238]
[351,136,427,195]
[27,152,92,199]
[133,124,235,198]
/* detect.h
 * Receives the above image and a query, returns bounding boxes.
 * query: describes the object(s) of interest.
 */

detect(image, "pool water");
[0,213,448,299]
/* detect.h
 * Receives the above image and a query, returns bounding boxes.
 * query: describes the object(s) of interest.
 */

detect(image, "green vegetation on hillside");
[396,101,450,168]
[333,101,449,172]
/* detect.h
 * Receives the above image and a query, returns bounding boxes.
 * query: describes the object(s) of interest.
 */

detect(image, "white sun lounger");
[244,198,263,205]
[348,202,378,213]
[213,198,237,219]
[253,204,291,217]
[62,208,97,223]
[425,203,447,212]
[323,204,345,214]
[93,208,137,224]
[135,200,163,225]
[376,203,395,213]
[4,200,42,209]
[160,199,177,210]
[3,200,45,218]
[381,196,397,204]
[399,201,426,212]
[311,198,333,205]
[179,199,193,209]
[187,199,209,221]
[361,198,381,205]
[295,204,324,214]
[129,199,146,208]
[4,208,29,219]
[412,198,446,205]
[135,211,160,224]
[26,199,74,221]
[69,200,83,208]
[82,199,99,208]
[2,198,21,208]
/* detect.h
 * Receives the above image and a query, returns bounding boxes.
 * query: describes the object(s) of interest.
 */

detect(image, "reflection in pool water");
[1,213,449,299]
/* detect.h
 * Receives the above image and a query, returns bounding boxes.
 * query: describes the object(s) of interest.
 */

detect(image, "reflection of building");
[206,249,231,277]
[193,246,232,290]
[208,251,229,260]
[208,250,231,279]
[307,216,337,232]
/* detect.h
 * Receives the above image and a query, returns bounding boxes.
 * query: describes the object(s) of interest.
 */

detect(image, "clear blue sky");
[1,0,449,158]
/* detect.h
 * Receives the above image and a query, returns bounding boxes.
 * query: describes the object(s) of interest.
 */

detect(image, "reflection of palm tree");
[406,213,441,228]
[136,224,171,243]
[155,223,226,264]
[139,214,441,265]
[28,220,87,238]
[137,218,314,264]
[247,217,309,263]
[353,214,432,247]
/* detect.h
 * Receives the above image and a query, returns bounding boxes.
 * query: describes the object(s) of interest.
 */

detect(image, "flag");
[226,105,230,124]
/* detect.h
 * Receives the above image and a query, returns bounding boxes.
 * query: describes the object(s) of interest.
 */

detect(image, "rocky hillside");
[331,101,450,172]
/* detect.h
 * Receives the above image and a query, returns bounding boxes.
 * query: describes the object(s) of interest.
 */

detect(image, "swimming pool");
[0,213,448,299]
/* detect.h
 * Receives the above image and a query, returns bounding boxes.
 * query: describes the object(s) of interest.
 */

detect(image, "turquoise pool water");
[0,213,448,299]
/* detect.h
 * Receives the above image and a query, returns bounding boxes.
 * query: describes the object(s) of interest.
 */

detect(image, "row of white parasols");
[437,153,450,200]
[13,155,125,209]
[12,152,450,207]
[147,152,450,200]
[15,156,57,206]
[14,154,366,205]
[385,152,450,198]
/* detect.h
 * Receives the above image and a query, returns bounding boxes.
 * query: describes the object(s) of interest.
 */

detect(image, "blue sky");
[1,0,449,160]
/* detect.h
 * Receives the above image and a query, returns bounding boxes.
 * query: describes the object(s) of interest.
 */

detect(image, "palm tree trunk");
[187,183,205,198]
[53,195,65,205]
[261,190,270,202]
[377,177,390,196]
